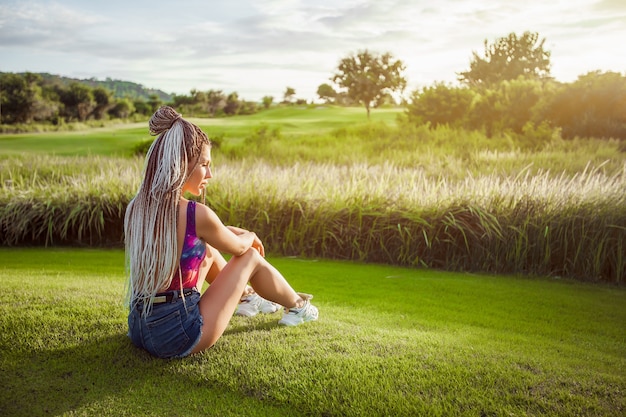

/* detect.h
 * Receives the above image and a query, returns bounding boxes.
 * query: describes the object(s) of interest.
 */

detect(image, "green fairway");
[0,106,402,157]
[1,248,623,416]
[0,124,149,156]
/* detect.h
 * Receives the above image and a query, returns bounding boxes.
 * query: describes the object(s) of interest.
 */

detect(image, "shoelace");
[286,300,307,314]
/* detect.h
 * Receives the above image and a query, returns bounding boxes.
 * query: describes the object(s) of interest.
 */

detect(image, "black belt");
[152,288,196,304]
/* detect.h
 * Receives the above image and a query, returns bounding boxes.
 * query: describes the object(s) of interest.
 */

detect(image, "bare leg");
[191,248,302,353]
[196,244,226,291]
[197,244,254,296]
[247,258,303,307]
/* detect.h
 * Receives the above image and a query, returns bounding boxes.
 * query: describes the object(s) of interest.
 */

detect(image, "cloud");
[0,1,103,46]
[594,0,626,12]
[0,0,623,100]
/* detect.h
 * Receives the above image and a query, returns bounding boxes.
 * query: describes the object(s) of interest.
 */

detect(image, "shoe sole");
[236,306,278,317]
[278,317,318,326]
[278,310,319,326]
[235,309,259,317]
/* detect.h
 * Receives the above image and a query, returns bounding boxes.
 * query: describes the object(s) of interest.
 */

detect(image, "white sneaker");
[278,293,319,326]
[235,294,280,317]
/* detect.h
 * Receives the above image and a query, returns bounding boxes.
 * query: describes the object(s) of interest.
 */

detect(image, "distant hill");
[32,72,174,102]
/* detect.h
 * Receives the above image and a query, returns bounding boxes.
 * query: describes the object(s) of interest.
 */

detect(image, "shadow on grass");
[2,333,148,416]
[1,322,295,417]
[224,315,284,336]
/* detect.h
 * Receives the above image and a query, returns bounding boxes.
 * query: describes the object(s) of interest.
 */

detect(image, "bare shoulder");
[193,201,244,254]
[194,202,223,229]
[194,201,213,215]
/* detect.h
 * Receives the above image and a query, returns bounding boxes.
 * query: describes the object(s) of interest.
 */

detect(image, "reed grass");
[0,156,135,246]
[1,154,624,283]
[208,160,626,283]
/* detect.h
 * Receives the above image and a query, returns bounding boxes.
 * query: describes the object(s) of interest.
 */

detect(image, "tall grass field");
[1,106,624,282]
[0,249,624,416]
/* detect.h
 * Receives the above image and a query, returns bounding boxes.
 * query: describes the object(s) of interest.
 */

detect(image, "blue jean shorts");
[128,289,203,359]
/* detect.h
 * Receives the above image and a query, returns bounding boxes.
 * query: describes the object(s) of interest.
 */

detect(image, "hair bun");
[149,106,182,135]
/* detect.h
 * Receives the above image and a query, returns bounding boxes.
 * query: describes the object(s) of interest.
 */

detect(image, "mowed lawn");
[0,248,624,416]
[0,106,402,157]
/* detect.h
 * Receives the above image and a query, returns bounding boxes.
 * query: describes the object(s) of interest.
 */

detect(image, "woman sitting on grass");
[124,106,318,359]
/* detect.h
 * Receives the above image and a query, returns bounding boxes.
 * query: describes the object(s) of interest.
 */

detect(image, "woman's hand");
[226,225,247,235]
[249,232,265,257]
[228,226,265,257]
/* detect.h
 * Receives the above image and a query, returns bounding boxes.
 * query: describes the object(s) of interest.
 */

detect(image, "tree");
[206,90,225,116]
[238,100,258,115]
[223,92,240,115]
[109,98,135,119]
[57,82,95,121]
[91,87,113,120]
[132,99,151,116]
[262,96,274,109]
[406,82,475,128]
[467,77,550,136]
[458,31,551,88]
[0,72,46,123]
[316,83,337,104]
[283,87,296,103]
[332,50,406,118]
[189,89,208,115]
[543,71,626,139]
[147,94,163,114]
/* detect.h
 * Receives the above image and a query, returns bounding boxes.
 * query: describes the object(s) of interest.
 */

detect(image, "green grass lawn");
[1,248,624,416]
[0,106,402,157]
[0,125,149,157]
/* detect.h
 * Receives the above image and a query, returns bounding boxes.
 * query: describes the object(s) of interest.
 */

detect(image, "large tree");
[0,72,48,123]
[543,71,626,139]
[57,82,95,122]
[332,50,406,118]
[458,31,551,88]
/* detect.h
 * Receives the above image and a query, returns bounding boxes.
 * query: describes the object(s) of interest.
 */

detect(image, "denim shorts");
[128,289,203,359]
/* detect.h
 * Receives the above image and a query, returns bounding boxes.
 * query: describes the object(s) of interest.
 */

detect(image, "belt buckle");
[152,295,167,304]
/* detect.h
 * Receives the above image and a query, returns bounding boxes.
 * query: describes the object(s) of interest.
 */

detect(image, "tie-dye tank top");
[166,200,207,291]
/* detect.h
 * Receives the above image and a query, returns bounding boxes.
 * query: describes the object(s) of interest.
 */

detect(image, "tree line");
[0,70,317,126]
[404,31,626,140]
[405,70,626,141]
[319,32,626,140]
[1,31,625,140]
[0,72,270,125]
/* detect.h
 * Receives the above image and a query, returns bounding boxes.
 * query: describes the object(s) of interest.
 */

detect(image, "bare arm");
[195,204,264,256]
[226,226,265,256]
[226,225,247,235]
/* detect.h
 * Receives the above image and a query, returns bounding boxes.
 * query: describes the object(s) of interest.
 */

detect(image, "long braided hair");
[124,106,210,314]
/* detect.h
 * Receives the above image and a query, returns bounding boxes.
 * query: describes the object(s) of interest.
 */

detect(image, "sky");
[1,0,625,102]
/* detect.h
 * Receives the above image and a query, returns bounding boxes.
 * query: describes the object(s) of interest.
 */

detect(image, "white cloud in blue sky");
[1,0,624,101]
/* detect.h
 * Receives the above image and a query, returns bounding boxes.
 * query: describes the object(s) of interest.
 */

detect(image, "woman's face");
[182,144,212,196]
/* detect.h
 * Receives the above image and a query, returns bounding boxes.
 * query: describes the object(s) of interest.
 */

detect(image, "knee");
[232,248,266,277]
[240,247,263,264]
